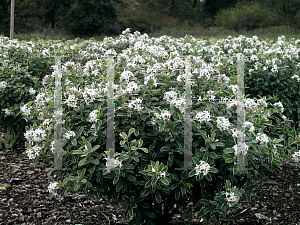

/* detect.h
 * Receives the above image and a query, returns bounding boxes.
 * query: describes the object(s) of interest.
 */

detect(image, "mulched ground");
[0,139,300,225]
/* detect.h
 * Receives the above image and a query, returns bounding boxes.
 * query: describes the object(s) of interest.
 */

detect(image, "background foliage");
[1,0,300,37]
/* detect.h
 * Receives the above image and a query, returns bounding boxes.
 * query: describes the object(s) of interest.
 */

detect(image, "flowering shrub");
[0,36,86,150]
[6,30,300,224]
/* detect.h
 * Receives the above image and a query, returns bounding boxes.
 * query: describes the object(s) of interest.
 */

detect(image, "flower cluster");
[195,161,211,176]
[195,111,211,123]
[88,110,99,123]
[225,190,240,207]
[216,117,231,131]
[233,142,249,156]
[256,133,269,145]
[0,81,7,89]
[63,130,76,140]
[26,145,42,160]
[105,156,122,173]
[151,167,166,179]
[24,128,47,143]
[292,150,300,163]
[154,110,171,121]
[48,182,59,196]
[128,98,143,112]
[274,102,284,113]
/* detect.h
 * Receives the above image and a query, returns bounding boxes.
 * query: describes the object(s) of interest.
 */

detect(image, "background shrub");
[214,1,282,31]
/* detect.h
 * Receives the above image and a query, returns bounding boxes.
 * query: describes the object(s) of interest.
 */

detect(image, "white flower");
[170,97,186,113]
[226,100,237,109]
[35,92,52,107]
[256,133,269,145]
[65,94,78,108]
[216,117,231,131]
[145,75,158,87]
[256,98,268,108]
[20,103,32,117]
[233,142,249,156]
[217,74,230,83]
[164,91,178,102]
[88,110,99,123]
[24,128,47,143]
[42,75,50,86]
[105,156,122,173]
[195,161,210,176]
[151,167,166,179]
[195,111,211,123]
[0,81,7,89]
[26,145,42,160]
[50,140,56,153]
[154,110,171,121]
[48,182,59,196]
[225,191,240,207]
[63,130,76,140]
[274,102,284,113]
[3,108,12,116]
[244,99,257,109]
[29,88,36,95]
[228,85,239,95]
[244,122,255,132]
[291,74,300,82]
[292,150,300,162]
[120,70,134,83]
[128,98,143,112]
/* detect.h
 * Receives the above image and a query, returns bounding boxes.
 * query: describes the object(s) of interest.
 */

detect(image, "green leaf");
[201,189,209,199]
[197,206,213,218]
[113,176,119,185]
[92,159,99,165]
[151,107,161,116]
[160,177,169,185]
[126,175,138,184]
[90,145,100,153]
[208,152,217,159]
[225,158,235,163]
[75,126,84,139]
[122,195,130,203]
[141,188,151,197]
[225,180,231,189]
[159,123,165,132]
[145,180,151,188]
[71,138,77,146]
[149,142,156,151]
[144,211,157,219]
[139,148,148,153]
[209,167,219,173]
[223,148,234,154]
[120,132,128,140]
[175,187,180,200]
[203,152,208,162]
[197,199,210,206]
[180,185,187,196]
[128,128,135,138]
[205,174,212,181]
[70,150,84,154]
[169,183,178,190]
[116,180,123,192]
[154,191,161,203]
[78,157,87,167]
[188,170,196,177]
[185,182,193,187]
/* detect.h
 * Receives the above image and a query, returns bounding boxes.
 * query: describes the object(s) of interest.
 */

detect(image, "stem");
[148,85,152,103]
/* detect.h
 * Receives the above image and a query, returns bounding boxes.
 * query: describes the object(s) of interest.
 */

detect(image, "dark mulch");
[0,138,299,225]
